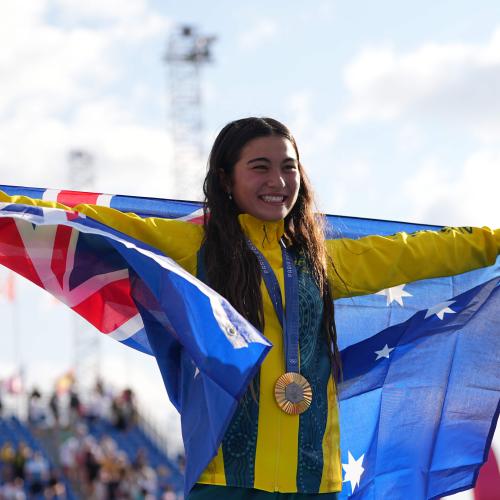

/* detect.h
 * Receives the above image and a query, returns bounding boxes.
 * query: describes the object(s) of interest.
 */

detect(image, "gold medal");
[274,372,313,415]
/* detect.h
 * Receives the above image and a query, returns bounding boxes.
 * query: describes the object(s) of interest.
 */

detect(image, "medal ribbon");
[247,240,300,374]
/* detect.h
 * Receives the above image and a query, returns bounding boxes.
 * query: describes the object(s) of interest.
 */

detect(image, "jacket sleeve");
[326,226,500,299]
[0,190,204,275]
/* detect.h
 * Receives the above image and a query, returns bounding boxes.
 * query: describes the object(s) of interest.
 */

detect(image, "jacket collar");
[238,213,285,252]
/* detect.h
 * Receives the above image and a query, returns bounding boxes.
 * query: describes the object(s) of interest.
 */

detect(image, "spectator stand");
[0,415,76,499]
[1,380,185,499]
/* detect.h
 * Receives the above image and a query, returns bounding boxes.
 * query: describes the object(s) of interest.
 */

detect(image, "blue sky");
[0,0,499,475]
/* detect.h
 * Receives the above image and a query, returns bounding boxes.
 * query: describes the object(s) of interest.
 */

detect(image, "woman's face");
[228,135,301,222]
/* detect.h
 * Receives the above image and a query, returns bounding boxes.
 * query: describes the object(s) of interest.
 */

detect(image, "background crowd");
[0,378,183,499]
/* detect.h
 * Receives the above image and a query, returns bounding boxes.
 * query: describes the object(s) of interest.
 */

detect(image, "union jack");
[0,186,204,348]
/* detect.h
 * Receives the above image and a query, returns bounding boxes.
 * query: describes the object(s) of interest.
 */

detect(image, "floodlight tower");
[67,150,101,390]
[164,25,216,198]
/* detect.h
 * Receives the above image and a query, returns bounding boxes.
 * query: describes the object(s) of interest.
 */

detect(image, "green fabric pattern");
[220,373,260,487]
[295,254,330,493]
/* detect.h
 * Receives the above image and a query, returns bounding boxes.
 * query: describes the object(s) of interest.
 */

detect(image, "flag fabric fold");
[0,184,499,498]
[338,277,500,499]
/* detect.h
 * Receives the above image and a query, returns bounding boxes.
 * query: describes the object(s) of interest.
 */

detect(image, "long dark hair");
[203,117,341,381]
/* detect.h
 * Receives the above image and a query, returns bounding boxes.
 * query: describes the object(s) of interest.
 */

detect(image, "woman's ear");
[218,168,231,194]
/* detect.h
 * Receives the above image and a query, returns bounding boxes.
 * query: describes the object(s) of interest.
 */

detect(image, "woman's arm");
[0,190,204,275]
[326,226,500,299]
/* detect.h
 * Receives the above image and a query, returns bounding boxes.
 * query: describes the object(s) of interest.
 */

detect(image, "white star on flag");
[424,300,456,320]
[376,284,412,306]
[375,344,395,360]
[342,451,365,494]
[194,366,200,378]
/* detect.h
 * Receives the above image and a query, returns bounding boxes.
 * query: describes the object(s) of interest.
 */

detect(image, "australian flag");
[0,185,499,499]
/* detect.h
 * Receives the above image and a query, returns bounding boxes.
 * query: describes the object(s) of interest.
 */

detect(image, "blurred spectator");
[68,389,82,425]
[0,441,15,477]
[132,448,158,499]
[44,468,67,499]
[24,450,49,495]
[59,422,92,485]
[27,388,46,427]
[59,434,79,482]
[161,484,177,500]
[0,477,26,499]
[99,443,127,500]
[111,388,137,432]
[12,442,31,481]
[85,379,111,424]
[157,464,175,496]
[49,390,60,427]
[176,452,185,473]
[82,439,101,498]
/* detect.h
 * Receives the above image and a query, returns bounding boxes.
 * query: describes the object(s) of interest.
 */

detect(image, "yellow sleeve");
[0,190,204,275]
[326,226,500,299]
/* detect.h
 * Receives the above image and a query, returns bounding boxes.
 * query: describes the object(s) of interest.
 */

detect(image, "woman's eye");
[284,164,298,170]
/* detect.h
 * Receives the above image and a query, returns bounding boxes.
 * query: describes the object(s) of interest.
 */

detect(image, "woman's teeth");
[261,195,284,203]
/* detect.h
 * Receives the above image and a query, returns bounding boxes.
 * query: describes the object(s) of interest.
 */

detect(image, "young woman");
[0,117,499,499]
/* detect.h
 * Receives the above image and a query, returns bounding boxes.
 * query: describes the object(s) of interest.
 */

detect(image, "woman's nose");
[266,169,286,188]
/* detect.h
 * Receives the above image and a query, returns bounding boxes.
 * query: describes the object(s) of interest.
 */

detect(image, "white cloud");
[238,18,278,51]
[343,27,500,138]
[54,0,147,21]
[287,91,314,141]
[0,29,114,120]
[0,95,191,199]
[286,90,338,159]
[53,0,170,39]
[0,2,186,199]
[315,159,375,219]
[283,90,340,213]
[403,150,500,227]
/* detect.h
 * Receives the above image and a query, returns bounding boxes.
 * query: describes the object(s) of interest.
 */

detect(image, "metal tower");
[164,25,216,198]
[67,150,101,390]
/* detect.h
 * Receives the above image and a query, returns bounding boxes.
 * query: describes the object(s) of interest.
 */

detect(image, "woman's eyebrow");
[247,157,298,165]
[247,157,271,164]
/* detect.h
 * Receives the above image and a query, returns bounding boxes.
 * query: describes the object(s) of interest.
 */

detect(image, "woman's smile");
[259,194,287,203]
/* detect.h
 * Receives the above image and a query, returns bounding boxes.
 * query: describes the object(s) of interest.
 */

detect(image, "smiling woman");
[201,118,332,351]
[187,117,500,499]
[197,118,342,499]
